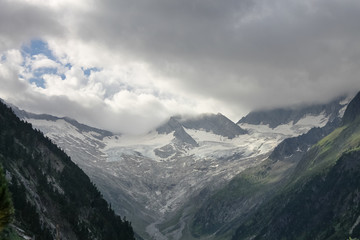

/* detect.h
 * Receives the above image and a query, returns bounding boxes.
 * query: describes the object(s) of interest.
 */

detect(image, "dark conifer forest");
[0,101,135,239]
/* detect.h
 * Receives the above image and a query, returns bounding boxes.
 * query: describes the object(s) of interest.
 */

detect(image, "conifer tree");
[0,166,13,232]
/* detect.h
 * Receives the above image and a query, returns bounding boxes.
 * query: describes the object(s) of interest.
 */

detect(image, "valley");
[12,96,348,239]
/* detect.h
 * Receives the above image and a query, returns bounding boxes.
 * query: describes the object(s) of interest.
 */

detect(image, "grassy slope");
[232,118,360,240]
[190,152,299,239]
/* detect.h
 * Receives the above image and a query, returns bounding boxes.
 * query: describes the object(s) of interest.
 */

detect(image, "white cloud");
[28,54,59,70]
[0,50,28,99]
[1,0,360,133]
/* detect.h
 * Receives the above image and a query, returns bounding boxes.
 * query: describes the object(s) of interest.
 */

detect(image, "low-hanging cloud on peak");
[1,0,360,133]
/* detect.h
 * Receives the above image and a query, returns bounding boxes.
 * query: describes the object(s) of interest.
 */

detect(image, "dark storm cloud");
[1,0,360,133]
[76,0,360,110]
[0,1,64,51]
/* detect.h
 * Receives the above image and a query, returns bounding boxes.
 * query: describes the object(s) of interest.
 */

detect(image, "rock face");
[156,116,198,147]
[180,113,247,138]
[269,117,341,161]
[0,101,135,240]
[8,96,349,240]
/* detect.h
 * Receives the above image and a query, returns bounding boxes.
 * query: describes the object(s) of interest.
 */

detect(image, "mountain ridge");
[238,96,349,128]
[9,104,113,140]
[0,101,135,239]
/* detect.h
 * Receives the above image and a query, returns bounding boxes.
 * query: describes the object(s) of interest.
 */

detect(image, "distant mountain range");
[3,93,355,240]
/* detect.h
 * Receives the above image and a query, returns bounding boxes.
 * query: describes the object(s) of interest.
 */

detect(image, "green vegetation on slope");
[191,154,297,239]
[191,117,341,239]
[232,116,360,239]
[234,149,360,240]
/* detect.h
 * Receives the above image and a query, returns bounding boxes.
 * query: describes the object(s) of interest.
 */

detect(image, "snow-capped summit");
[155,113,247,152]
[179,113,247,138]
[156,116,198,147]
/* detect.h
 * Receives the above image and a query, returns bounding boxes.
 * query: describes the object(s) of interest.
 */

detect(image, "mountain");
[8,96,348,240]
[179,113,247,138]
[154,114,247,158]
[190,92,360,240]
[0,101,135,239]
[269,117,341,161]
[16,111,271,239]
[233,96,360,239]
[156,116,199,148]
[156,113,247,146]
[10,105,113,140]
[238,96,348,128]
[189,117,342,239]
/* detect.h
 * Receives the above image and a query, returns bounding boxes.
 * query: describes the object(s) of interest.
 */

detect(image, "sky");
[1,0,360,134]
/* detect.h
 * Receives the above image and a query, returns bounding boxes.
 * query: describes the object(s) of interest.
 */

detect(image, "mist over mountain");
[3,93,352,240]
[238,96,348,128]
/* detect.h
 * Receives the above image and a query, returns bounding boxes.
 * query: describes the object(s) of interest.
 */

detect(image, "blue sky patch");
[29,77,45,88]
[83,67,101,76]
[29,67,57,89]
[22,39,56,60]
[33,67,58,77]
[20,39,66,88]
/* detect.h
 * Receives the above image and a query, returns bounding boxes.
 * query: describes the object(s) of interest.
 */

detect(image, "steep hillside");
[234,150,360,240]
[0,101,135,239]
[190,117,341,239]
[189,95,355,240]
[232,92,360,240]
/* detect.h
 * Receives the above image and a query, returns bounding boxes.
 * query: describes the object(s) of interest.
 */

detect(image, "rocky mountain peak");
[156,116,183,134]
[180,113,247,139]
[156,116,198,147]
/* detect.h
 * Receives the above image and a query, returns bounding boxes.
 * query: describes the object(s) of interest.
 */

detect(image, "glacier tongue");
[20,110,338,239]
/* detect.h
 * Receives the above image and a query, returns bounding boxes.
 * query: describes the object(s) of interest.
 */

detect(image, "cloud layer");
[1,0,360,133]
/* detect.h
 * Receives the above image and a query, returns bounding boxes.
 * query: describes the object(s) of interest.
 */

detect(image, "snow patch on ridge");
[239,112,329,138]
